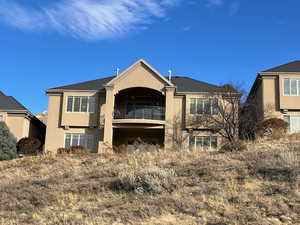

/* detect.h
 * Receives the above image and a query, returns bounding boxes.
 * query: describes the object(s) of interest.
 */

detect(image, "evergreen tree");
[0,122,17,161]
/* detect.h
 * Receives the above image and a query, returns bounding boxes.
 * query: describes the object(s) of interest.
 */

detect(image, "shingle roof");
[263,60,300,72]
[47,76,229,93]
[0,92,28,111]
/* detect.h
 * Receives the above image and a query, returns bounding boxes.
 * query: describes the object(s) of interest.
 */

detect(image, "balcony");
[114,105,165,121]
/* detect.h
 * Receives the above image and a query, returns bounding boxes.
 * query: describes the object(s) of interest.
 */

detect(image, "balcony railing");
[114,105,165,120]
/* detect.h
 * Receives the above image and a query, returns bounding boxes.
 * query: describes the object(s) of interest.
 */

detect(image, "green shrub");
[0,122,17,161]
[17,137,41,155]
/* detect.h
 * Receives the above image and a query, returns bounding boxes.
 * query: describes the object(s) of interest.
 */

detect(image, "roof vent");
[115,68,120,76]
[168,70,172,81]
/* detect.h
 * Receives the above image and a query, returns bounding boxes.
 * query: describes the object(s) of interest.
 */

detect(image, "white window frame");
[283,78,300,96]
[189,136,218,151]
[64,133,94,152]
[190,98,218,115]
[66,96,95,113]
[283,115,300,133]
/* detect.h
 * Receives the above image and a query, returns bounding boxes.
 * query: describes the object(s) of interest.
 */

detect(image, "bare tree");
[187,83,243,143]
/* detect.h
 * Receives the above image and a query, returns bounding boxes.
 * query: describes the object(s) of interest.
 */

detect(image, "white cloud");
[0,0,180,40]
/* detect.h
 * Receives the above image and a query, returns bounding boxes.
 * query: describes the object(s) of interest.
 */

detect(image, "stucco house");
[0,91,46,142]
[247,60,300,133]
[45,59,235,153]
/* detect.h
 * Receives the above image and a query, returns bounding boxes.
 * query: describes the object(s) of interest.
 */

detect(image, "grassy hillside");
[0,140,300,225]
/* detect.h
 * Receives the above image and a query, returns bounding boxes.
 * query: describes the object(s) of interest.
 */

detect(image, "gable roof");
[47,75,230,93]
[105,59,174,87]
[263,60,300,73]
[0,92,28,111]
[47,76,115,92]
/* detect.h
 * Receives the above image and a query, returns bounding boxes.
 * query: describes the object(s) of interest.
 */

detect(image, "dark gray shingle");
[0,92,27,111]
[47,76,228,93]
[263,60,300,72]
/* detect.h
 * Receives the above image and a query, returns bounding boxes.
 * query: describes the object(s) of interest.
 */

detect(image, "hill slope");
[0,141,300,225]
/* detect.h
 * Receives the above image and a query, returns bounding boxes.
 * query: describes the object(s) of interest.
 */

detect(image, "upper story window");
[67,96,95,113]
[284,78,300,96]
[190,98,218,115]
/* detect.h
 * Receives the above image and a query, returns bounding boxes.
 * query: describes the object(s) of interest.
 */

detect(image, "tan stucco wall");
[5,114,27,140]
[279,74,300,110]
[61,92,100,127]
[45,93,105,153]
[113,63,166,94]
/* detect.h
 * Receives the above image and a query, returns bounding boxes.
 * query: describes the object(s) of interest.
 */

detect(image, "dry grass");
[1,140,300,225]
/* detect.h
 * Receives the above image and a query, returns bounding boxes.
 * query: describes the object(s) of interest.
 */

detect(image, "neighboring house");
[36,111,48,125]
[0,91,46,142]
[247,60,300,133]
[45,59,235,153]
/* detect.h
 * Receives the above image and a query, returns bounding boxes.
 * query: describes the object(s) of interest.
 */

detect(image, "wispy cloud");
[0,0,180,40]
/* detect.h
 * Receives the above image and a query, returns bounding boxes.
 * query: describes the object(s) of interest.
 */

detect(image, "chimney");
[168,69,172,81]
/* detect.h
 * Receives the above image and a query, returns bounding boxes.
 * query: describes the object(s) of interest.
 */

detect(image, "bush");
[258,118,288,138]
[17,137,41,155]
[219,141,247,153]
[57,146,88,155]
[111,166,177,195]
[0,122,17,161]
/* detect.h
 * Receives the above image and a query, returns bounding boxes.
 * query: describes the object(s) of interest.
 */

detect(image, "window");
[0,115,3,122]
[190,98,218,115]
[65,133,94,151]
[189,136,217,151]
[67,96,95,113]
[283,115,300,133]
[284,78,300,96]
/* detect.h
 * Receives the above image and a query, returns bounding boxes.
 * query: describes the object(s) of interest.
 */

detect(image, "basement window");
[283,115,300,133]
[64,133,94,151]
[189,136,217,151]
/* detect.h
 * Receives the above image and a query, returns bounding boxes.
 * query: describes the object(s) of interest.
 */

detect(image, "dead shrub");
[17,137,42,155]
[57,146,88,155]
[219,141,247,153]
[110,166,177,194]
[257,118,288,139]
[251,150,300,182]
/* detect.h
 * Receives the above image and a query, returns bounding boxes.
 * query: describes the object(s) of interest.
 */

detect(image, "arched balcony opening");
[114,87,165,121]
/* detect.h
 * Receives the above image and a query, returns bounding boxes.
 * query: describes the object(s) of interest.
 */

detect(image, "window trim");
[66,96,96,113]
[283,115,300,133]
[64,133,94,151]
[189,136,218,151]
[283,78,300,96]
[189,98,218,115]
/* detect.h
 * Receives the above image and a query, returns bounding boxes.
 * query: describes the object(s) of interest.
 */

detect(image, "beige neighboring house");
[247,60,300,132]
[0,91,46,142]
[45,59,233,153]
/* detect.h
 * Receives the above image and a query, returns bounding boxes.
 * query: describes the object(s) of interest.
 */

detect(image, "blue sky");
[0,0,299,114]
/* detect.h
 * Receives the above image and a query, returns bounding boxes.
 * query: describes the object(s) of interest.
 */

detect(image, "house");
[45,59,235,153]
[247,60,300,133]
[0,91,46,142]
